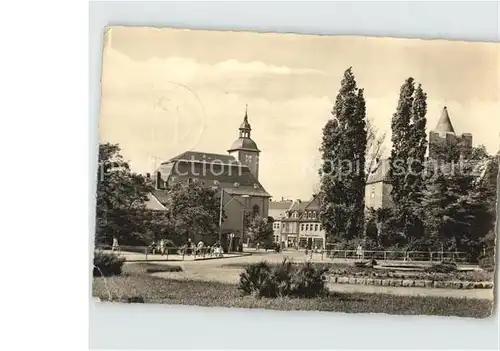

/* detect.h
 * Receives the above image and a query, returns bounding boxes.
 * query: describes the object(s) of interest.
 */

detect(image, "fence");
[311,249,469,263]
[95,244,225,261]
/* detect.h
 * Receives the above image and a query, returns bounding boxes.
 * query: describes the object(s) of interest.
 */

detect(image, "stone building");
[150,108,271,242]
[364,158,393,210]
[428,106,472,160]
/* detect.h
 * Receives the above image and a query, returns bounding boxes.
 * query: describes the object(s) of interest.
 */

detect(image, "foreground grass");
[92,272,492,318]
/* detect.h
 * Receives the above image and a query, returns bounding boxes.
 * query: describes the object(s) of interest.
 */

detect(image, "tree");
[421,165,495,260]
[389,78,414,206]
[95,143,152,245]
[470,145,489,161]
[319,67,367,242]
[388,78,428,241]
[247,216,274,247]
[163,182,221,245]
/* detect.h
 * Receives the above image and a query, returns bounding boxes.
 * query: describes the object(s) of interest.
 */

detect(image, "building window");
[305,224,309,231]
[252,205,260,217]
[319,224,322,231]
[301,224,304,231]
[312,212,316,219]
[315,224,318,231]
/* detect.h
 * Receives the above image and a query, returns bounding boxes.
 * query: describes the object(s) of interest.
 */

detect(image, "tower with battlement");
[428,106,472,160]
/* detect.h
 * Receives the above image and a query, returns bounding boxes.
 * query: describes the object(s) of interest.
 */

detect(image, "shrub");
[145,264,183,274]
[291,261,329,298]
[93,251,125,277]
[263,258,294,297]
[238,261,272,296]
[425,261,457,273]
[238,259,329,298]
[127,296,145,303]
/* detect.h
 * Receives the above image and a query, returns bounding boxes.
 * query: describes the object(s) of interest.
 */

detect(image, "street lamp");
[240,195,250,249]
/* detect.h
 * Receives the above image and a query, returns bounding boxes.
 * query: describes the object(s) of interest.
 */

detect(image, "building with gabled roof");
[149,108,271,241]
[268,196,326,250]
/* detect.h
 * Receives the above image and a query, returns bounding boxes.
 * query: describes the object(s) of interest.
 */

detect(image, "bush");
[291,262,329,298]
[425,261,457,273]
[238,259,329,298]
[238,261,272,296]
[93,251,125,277]
[145,264,183,274]
[127,296,145,303]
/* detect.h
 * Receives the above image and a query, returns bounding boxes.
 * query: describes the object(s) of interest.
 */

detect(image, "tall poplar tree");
[319,68,367,242]
[389,78,415,207]
[389,78,428,241]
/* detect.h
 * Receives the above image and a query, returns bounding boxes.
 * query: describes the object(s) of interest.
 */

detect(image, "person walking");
[112,237,119,253]
[356,244,363,261]
[159,239,165,256]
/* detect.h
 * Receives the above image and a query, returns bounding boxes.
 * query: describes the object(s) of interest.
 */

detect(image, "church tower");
[428,106,472,160]
[228,106,260,179]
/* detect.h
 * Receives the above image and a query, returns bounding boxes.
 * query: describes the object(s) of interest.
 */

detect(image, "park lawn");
[92,268,492,318]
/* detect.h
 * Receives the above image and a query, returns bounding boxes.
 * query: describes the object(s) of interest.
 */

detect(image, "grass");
[92,272,493,318]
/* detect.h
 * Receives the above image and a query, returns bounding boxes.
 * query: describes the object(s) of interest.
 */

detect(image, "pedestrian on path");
[356,244,363,260]
[112,237,119,253]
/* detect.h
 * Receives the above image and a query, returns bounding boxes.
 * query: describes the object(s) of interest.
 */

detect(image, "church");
[149,108,271,242]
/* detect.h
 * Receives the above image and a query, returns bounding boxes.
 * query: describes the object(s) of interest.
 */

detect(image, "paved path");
[139,251,494,300]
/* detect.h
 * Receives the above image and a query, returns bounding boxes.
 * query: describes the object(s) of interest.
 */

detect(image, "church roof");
[228,138,260,152]
[167,151,238,165]
[156,156,271,198]
[435,106,455,134]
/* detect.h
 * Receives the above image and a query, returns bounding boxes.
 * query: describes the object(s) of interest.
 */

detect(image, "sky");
[99,26,499,200]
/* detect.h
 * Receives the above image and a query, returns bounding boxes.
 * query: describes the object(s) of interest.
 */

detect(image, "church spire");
[239,105,251,138]
[435,106,455,134]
